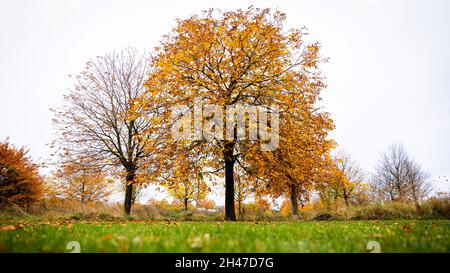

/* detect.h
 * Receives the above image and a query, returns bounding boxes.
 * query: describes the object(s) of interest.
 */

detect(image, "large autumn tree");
[0,139,43,208]
[138,7,332,220]
[52,48,160,216]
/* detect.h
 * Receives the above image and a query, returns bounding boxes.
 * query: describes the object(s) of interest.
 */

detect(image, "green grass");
[0,220,449,253]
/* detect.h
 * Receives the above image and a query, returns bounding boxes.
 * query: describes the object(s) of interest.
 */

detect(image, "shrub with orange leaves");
[0,139,43,208]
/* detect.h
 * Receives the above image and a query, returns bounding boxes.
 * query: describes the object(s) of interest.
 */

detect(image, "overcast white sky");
[0,0,449,203]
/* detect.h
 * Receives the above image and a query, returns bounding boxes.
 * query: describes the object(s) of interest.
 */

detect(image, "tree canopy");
[136,7,334,220]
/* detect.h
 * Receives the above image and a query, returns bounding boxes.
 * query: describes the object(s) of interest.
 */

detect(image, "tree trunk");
[25,200,30,214]
[344,197,349,206]
[124,170,135,217]
[410,184,421,210]
[396,179,404,201]
[80,180,85,204]
[238,199,242,216]
[224,148,236,221]
[343,189,350,207]
[290,184,299,217]
[184,198,188,211]
[412,192,421,210]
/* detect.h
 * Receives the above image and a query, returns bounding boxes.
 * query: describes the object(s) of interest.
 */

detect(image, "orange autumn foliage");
[0,139,43,207]
[53,161,112,204]
[196,199,216,210]
[136,7,334,220]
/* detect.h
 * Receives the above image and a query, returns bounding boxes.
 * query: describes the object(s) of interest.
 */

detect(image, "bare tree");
[52,48,157,216]
[373,143,430,204]
[368,175,385,203]
[405,160,431,208]
[373,143,410,201]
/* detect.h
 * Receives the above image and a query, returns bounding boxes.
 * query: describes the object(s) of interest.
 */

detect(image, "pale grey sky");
[1,0,449,201]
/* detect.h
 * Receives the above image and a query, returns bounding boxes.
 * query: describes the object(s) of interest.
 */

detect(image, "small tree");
[374,143,410,201]
[251,115,334,217]
[166,178,208,211]
[160,145,210,211]
[405,159,431,208]
[234,172,253,217]
[54,161,112,204]
[373,143,431,205]
[332,150,366,206]
[0,139,43,208]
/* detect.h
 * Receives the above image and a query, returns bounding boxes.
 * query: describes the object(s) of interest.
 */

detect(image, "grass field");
[0,220,449,253]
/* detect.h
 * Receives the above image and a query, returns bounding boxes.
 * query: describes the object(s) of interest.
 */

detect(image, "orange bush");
[0,139,43,208]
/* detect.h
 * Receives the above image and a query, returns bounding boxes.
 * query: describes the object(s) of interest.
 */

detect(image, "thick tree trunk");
[290,184,299,217]
[224,150,236,221]
[124,171,135,217]
[184,198,188,211]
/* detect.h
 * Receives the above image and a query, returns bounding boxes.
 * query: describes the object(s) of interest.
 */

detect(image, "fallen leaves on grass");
[0,243,7,252]
[400,225,414,234]
[99,234,114,241]
[1,225,16,231]
[1,224,24,231]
